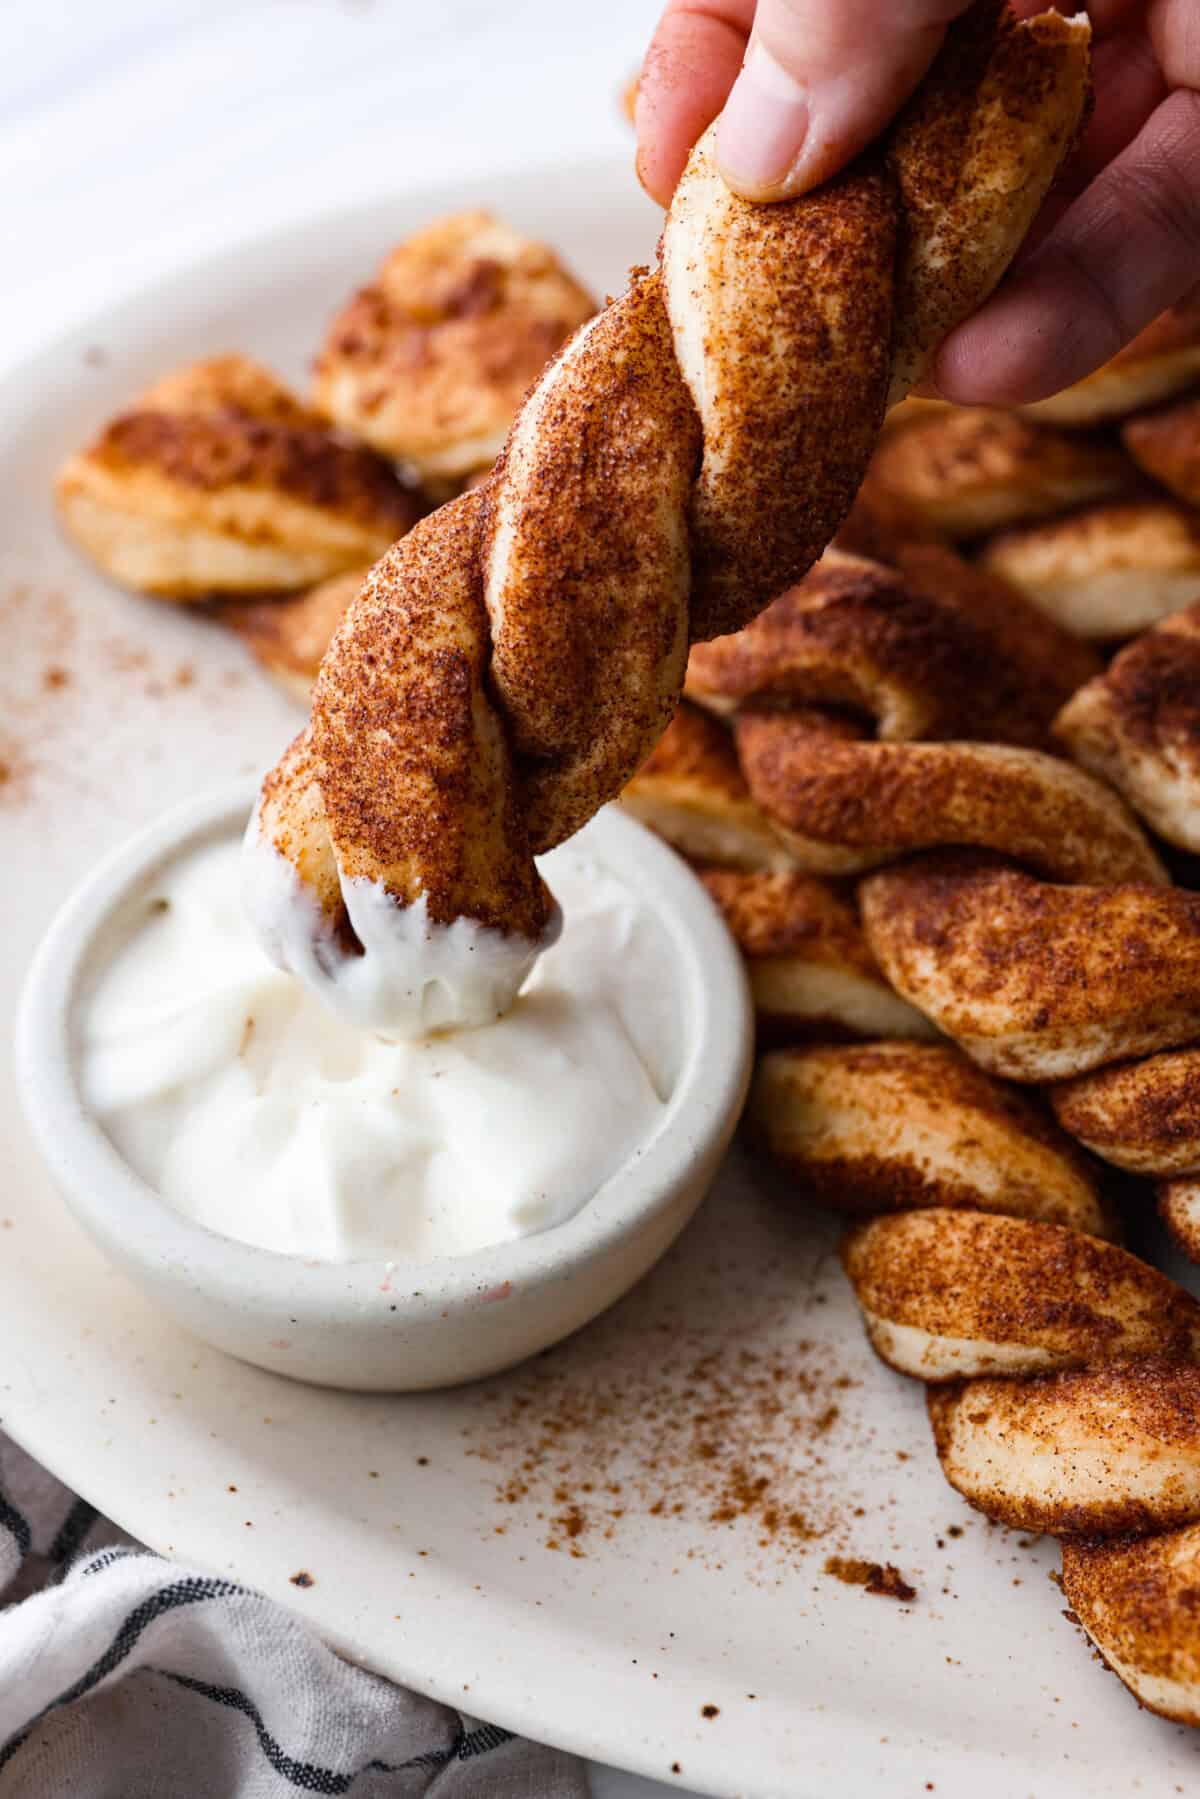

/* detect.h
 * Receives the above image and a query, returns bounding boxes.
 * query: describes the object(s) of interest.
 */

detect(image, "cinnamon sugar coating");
[1162,1178,1200,1264]
[863,407,1132,539]
[699,872,935,1044]
[255,727,343,923]
[483,272,698,853]
[843,1210,1200,1380]
[737,723,1162,884]
[1055,601,1200,850]
[686,546,1096,748]
[752,1042,1109,1234]
[930,1359,1200,1536]
[1063,1526,1200,1726]
[860,853,1198,1083]
[249,4,1091,963]
[885,1,1090,404]
[56,355,421,599]
[664,141,896,639]
[313,211,595,484]
[1052,1048,1200,1178]
[311,492,548,936]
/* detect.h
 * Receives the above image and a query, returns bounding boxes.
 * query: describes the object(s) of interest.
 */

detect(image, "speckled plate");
[3,164,1199,1799]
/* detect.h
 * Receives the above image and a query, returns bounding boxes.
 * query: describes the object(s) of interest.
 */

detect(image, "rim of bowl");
[15,782,753,1322]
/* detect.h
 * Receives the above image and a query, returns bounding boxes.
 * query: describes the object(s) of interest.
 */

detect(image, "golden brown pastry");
[685,551,966,737]
[860,854,1196,1083]
[862,406,1133,539]
[929,1359,1200,1536]
[700,873,937,1043]
[221,568,366,702]
[736,714,1163,882]
[1052,1048,1200,1178]
[312,211,595,486]
[842,1209,1200,1380]
[662,0,1090,638]
[621,704,795,872]
[56,355,422,599]
[663,144,896,639]
[685,545,1097,749]
[751,1041,1109,1232]
[1124,391,1200,507]
[480,271,699,852]
[1054,601,1200,850]
[978,499,1200,640]
[880,1,1090,409]
[1161,1177,1200,1264]
[1063,1527,1200,1726]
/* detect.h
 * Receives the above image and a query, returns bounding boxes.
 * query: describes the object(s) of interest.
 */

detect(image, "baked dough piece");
[310,491,549,935]
[700,871,937,1042]
[736,717,1162,882]
[1063,1526,1200,1727]
[313,211,595,485]
[480,271,698,853]
[860,853,1198,1084]
[929,1359,1200,1536]
[222,568,367,702]
[1124,391,1200,509]
[978,500,1200,640]
[685,546,1097,749]
[663,2,1091,637]
[621,703,794,873]
[842,1210,1200,1380]
[664,142,896,639]
[56,356,420,599]
[1055,601,1200,851]
[751,1041,1109,1232]
[1161,1177,1200,1263]
[862,406,1133,539]
[1052,1047,1200,1178]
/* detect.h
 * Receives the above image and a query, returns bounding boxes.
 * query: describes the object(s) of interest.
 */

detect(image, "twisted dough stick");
[245,1,1089,1035]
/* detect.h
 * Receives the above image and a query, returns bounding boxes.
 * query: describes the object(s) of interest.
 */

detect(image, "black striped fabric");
[0,1431,585,1797]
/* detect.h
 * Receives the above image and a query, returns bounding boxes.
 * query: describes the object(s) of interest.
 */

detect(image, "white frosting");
[78,834,676,1263]
[240,807,560,1040]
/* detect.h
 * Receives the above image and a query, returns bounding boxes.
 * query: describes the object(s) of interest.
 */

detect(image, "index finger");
[635,1,753,205]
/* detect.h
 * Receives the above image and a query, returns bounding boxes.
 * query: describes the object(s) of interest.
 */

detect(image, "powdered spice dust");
[462,1146,887,1576]
[0,578,244,813]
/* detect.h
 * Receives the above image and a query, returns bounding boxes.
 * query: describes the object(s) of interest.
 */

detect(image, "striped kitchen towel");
[0,1432,586,1796]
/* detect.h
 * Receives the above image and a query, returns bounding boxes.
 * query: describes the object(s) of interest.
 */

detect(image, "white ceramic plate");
[3,162,1200,1799]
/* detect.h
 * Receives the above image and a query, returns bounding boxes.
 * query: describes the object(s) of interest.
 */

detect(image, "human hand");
[635,1,1200,405]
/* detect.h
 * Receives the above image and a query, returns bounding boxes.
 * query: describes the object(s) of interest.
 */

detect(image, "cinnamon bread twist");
[244,1,1089,1035]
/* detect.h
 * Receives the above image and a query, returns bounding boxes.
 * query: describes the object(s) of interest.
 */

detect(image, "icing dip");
[78,831,677,1262]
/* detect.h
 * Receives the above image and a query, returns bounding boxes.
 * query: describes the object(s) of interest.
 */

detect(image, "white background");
[1,3,700,1793]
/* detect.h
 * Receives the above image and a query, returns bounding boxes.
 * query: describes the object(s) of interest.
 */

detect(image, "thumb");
[716,0,973,201]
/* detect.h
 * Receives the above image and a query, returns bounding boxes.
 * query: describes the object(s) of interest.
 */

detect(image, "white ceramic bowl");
[16,783,752,1392]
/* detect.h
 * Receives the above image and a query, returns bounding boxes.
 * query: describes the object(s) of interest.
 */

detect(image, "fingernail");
[716,39,809,199]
